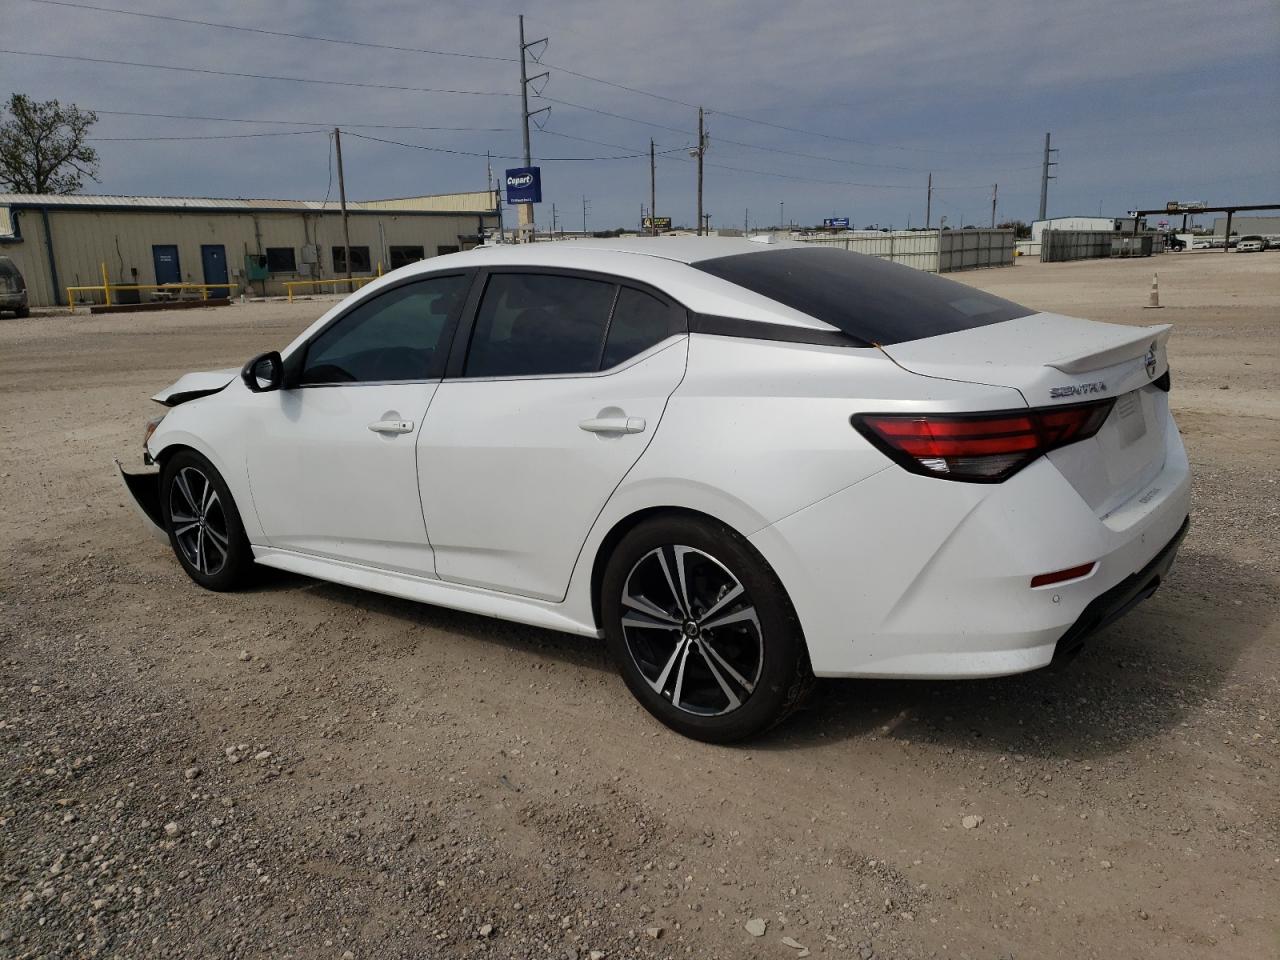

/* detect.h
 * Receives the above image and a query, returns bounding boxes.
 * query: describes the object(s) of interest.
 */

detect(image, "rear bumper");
[749,407,1192,678]
[1053,515,1188,663]
[115,459,168,543]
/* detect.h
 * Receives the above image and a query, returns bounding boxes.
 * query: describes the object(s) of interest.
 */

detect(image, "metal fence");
[793,229,1014,273]
[1040,229,1116,262]
[938,229,1016,272]
[1039,229,1166,262]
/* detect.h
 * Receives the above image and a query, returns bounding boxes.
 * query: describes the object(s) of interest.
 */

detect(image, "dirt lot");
[2,251,1276,959]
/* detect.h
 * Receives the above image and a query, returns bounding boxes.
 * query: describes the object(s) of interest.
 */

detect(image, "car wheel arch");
[588,505,791,633]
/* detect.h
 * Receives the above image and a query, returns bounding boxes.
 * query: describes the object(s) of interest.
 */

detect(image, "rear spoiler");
[1045,323,1171,374]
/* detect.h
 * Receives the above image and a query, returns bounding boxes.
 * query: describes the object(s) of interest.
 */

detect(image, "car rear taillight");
[851,398,1115,483]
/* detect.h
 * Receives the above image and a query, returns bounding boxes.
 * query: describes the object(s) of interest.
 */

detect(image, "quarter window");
[602,287,682,369]
[301,274,469,384]
[464,273,617,378]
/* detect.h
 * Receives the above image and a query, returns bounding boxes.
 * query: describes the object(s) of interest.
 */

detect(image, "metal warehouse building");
[0,191,499,307]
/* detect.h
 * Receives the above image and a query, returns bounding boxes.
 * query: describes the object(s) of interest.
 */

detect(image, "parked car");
[1190,240,1212,250]
[0,255,29,317]
[1236,236,1265,253]
[119,239,1190,741]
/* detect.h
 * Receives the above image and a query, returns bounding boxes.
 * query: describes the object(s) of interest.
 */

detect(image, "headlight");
[143,414,165,449]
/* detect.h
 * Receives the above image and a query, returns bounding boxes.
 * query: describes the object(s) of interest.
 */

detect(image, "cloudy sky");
[3,0,1277,231]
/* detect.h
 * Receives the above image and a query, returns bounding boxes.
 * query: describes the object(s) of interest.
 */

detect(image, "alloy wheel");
[620,545,763,716]
[168,466,230,576]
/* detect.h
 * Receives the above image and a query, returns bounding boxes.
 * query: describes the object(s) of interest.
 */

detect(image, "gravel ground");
[1,251,1276,959]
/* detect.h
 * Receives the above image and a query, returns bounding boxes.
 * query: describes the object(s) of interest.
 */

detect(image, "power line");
[535,96,695,137]
[343,130,687,162]
[14,0,1044,162]
[88,109,511,132]
[528,55,1040,159]
[19,0,516,63]
[88,129,328,142]
[662,153,921,190]
[540,95,1038,174]
[0,49,517,97]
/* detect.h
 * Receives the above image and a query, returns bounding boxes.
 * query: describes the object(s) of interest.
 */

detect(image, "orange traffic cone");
[1144,272,1163,309]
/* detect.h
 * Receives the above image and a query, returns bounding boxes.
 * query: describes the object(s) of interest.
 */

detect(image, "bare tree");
[0,94,99,194]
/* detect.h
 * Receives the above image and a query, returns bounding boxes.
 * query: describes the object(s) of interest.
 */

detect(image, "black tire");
[160,449,254,591]
[14,306,29,318]
[601,514,812,743]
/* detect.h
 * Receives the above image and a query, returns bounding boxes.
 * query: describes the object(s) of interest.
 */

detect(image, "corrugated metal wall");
[794,229,1014,273]
[4,206,496,306]
[937,229,1015,271]
[1040,229,1117,262]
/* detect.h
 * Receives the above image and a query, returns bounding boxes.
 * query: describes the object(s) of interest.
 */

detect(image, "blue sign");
[824,217,850,229]
[505,166,542,204]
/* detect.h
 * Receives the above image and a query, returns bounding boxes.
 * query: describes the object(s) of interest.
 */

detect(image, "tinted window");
[464,273,616,377]
[389,245,425,269]
[602,287,681,368]
[265,247,296,273]
[301,274,468,384]
[332,246,372,273]
[693,247,1033,345]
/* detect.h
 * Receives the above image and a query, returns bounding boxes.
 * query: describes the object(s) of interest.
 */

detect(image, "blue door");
[152,245,181,286]
[200,244,229,298]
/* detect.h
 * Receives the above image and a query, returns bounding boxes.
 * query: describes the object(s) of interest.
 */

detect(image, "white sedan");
[120,238,1190,741]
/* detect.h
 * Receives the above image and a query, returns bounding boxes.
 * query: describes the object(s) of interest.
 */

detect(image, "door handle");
[579,416,646,435]
[368,419,415,435]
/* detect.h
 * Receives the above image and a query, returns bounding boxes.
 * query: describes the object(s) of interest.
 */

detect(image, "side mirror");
[241,351,284,392]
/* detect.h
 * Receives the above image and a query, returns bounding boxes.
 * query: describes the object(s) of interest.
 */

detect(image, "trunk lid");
[881,313,1173,517]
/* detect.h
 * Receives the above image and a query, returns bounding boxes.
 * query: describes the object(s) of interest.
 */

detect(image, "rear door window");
[464,273,618,378]
[693,247,1033,345]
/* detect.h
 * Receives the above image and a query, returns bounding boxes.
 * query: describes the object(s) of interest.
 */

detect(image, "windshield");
[693,247,1034,345]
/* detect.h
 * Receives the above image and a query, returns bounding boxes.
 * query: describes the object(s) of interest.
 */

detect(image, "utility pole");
[551,202,557,237]
[582,196,589,235]
[693,108,708,235]
[1038,132,1057,222]
[779,201,784,231]
[648,138,657,235]
[702,213,711,234]
[744,208,749,235]
[991,183,998,228]
[925,172,932,229]
[517,15,549,241]
[487,151,506,244]
[333,127,352,290]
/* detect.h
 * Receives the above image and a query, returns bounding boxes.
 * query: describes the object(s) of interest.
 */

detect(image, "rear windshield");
[693,247,1033,345]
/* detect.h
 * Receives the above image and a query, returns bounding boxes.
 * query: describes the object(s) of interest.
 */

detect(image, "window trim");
[264,246,298,275]
[388,245,426,270]
[331,244,373,275]
[282,269,478,388]
[444,266,689,381]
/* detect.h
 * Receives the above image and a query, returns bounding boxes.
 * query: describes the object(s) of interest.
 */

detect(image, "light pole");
[779,201,784,231]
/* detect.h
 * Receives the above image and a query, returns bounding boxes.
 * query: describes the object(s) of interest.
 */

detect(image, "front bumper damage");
[114,458,168,543]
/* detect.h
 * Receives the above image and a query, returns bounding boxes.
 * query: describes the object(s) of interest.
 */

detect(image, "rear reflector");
[851,398,1115,482]
[1030,562,1096,588]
